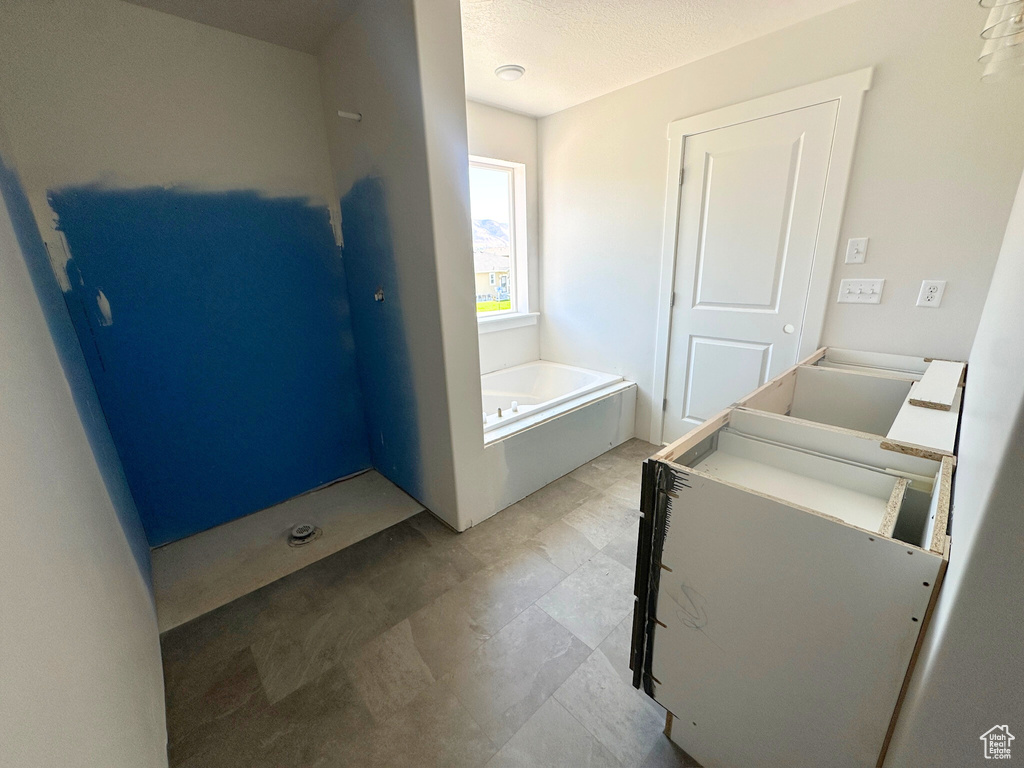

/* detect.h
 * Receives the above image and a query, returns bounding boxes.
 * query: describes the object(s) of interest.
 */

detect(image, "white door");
[661,101,839,444]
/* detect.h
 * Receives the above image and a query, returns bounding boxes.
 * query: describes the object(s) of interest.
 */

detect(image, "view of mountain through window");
[470,163,515,314]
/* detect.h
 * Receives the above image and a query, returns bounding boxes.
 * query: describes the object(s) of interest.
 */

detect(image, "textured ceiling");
[122,0,359,55]
[461,0,860,116]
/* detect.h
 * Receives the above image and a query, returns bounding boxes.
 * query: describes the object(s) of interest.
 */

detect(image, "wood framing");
[654,408,730,463]
[649,68,873,444]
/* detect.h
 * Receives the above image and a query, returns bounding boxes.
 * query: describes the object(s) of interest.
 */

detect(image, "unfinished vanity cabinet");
[631,348,961,768]
[737,347,964,459]
[743,362,914,436]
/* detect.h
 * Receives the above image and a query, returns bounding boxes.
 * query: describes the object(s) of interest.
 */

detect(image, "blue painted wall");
[49,186,371,546]
[0,158,153,581]
[340,177,422,501]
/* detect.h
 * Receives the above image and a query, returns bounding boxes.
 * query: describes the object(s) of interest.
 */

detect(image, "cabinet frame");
[632,347,961,768]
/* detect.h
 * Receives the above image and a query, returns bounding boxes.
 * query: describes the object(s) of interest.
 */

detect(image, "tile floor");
[161,439,700,768]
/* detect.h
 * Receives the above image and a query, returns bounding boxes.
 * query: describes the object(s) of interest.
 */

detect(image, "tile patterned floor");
[161,439,700,768]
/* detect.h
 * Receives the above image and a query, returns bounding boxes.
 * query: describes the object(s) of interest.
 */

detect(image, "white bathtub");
[482,361,631,442]
[474,360,636,517]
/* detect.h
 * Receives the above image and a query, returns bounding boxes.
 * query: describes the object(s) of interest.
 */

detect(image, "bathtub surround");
[538,0,1024,444]
[466,101,541,374]
[48,185,370,545]
[462,105,630,514]
[0,138,167,766]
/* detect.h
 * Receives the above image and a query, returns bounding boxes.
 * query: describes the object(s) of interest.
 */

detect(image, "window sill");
[477,312,539,334]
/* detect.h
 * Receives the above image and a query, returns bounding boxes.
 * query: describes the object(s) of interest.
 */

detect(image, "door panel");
[684,337,771,423]
[693,139,799,310]
[662,101,839,444]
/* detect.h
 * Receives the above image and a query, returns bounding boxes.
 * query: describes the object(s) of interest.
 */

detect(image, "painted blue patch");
[49,186,371,546]
[341,177,422,500]
[0,157,153,582]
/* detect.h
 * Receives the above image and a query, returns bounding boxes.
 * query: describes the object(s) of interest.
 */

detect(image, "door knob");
[783,324,795,334]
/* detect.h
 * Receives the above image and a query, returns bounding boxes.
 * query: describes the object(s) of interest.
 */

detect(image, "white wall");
[539,0,1024,442]
[884,170,1024,765]
[0,0,337,270]
[413,0,503,530]
[0,147,167,767]
[466,101,541,373]
[321,0,583,528]
[416,3,629,526]
[478,322,539,375]
[319,0,464,527]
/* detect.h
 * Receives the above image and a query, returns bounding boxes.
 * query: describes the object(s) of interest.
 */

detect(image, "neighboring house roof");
[474,252,510,273]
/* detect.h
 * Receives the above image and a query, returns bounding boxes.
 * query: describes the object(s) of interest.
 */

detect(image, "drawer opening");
[687,430,905,532]
[664,411,952,551]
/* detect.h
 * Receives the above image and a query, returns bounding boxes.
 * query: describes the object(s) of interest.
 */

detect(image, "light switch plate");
[837,278,884,304]
[917,280,946,308]
[845,237,868,264]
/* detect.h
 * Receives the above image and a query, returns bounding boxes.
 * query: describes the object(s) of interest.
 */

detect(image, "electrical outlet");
[845,237,868,264]
[917,280,946,308]
[837,278,884,304]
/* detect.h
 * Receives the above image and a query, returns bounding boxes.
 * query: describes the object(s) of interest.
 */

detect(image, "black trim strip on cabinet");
[630,458,672,696]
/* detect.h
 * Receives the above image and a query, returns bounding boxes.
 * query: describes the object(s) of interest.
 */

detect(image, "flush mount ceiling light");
[495,64,526,81]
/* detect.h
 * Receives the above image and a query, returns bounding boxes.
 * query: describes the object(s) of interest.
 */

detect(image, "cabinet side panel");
[650,470,940,768]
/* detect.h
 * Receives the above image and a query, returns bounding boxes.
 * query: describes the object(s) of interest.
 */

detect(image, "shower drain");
[288,523,322,547]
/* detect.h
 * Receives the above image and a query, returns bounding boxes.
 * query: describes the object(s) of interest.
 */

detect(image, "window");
[470,156,527,318]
